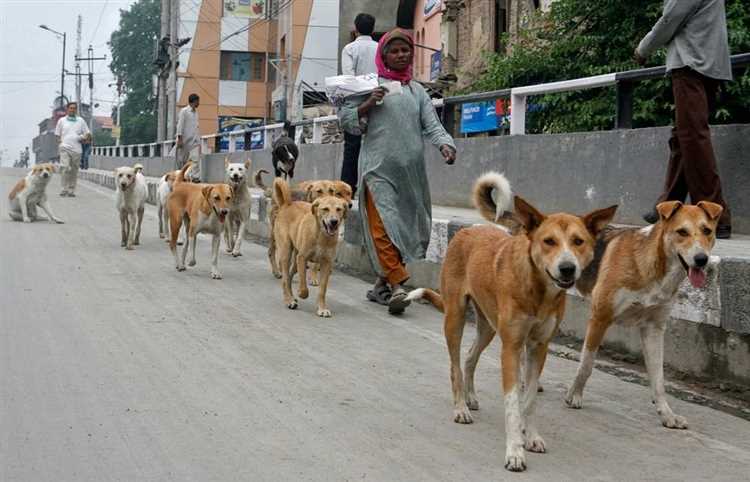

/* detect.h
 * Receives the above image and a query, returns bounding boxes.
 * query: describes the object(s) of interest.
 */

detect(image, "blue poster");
[460,101,498,134]
[430,51,442,81]
[424,0,440,17]
[219,117,264,152]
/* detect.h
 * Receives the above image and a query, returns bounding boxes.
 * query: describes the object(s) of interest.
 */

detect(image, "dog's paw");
[660,412,688,430]
[287,299,298,310]
[177,241,184,246]
[524,434,546,453]
[188,259,196,267]
[466,393,479,411]
[317,308,332,318]
[538,384,544,393]
[273,272,282,279]
[159,233,166,239]
[564,389,583,409]
[504,447,527,472]
[310,279,320,287]
[126,245,135,251]
[121,241,127,247]
[225,247,233,254]
[23,217,32,223]
[231,251,242,257]
[453,405,474,424]
[211,270,223,280]
[298,288,309,300]
[176,265,186,272]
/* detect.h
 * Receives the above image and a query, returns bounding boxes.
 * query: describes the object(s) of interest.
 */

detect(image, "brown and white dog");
[272,178,348,317]
[565,200,722,430]
[167,162,233,279]
[224,157,252,257]
[407,172,617,472]
[8,163,64,224]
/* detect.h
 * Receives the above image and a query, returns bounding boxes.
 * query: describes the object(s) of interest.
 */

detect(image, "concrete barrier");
[78,167,750,386]
[91,124,750,234]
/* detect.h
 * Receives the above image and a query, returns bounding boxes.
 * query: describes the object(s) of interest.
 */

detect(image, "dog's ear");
[697,201,723,222]
[582,205,618,237]
[244,158,251,170]
[656,201,683,222]
[311,199,320,216]
[514,195,546,233]
[224,157,230,169]
[202,185,213,201]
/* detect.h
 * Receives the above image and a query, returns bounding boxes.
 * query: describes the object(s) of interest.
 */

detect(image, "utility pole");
[74,47,107,128]
[76,15,82,106]
[39,25,67,108]
[167,0,180,140]
[156,0,170,142]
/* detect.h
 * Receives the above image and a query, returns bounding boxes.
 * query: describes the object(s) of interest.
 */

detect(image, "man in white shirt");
[55,102,90,197]
[340,13,378,195]
[175,93,202,182]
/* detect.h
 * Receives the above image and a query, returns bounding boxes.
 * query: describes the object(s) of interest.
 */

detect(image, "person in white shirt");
[175,93,202,182]
[340,13,378,195]
[55,102,90,197]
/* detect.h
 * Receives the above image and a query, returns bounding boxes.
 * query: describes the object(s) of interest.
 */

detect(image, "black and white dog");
[271,122,299,181]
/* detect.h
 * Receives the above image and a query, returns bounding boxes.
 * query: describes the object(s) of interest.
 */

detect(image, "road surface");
[1,168,749,481]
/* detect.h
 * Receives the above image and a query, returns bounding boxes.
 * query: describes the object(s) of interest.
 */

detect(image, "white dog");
[224,157,252,257]
[8,163,64,224]
[115,164,148,250]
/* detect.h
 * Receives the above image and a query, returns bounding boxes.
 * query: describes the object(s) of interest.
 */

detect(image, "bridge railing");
[93,53,750,158]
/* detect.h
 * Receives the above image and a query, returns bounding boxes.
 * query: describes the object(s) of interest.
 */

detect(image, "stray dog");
[407,172,616,472]
[271,128,299,180]
[157,166,191,241]
[224,157,252,257]
[565,200,722,430]
[272,178,348,317]
[167,162,233,279]
[115,164,148,249]
[8,163,64,224]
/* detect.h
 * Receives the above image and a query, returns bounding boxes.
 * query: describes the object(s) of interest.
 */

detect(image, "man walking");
[176,93,202,182]
[636,0,732,238]
[340,13,378,195]
[55,101,90,197]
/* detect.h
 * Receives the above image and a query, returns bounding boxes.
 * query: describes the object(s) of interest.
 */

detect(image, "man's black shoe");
[717,224,731,239]
[643,209,659,224]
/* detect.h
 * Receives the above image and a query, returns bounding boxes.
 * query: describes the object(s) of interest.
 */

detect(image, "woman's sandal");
[366,284,392,306]
[388,288,411,315]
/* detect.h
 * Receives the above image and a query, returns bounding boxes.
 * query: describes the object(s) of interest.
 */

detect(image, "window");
[495,0,508,53]
[220,51,266,82]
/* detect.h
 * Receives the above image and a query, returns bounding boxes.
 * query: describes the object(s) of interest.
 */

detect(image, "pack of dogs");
[6,159,723,473]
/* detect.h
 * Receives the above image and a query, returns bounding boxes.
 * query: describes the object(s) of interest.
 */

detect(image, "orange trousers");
[364,186,410,286]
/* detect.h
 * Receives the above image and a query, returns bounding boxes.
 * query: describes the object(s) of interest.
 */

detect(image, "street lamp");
[39,24,67,109]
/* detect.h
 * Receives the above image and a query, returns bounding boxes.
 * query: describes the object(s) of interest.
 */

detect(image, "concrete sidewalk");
[2,167,750,481]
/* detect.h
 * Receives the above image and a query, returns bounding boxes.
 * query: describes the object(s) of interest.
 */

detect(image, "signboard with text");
[430,51,442,81]
[460,101,498,134]
[223,0,265,19]
[219,117,264,152]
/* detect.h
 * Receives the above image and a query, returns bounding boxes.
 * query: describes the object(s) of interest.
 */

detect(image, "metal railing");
[93,53,750,157]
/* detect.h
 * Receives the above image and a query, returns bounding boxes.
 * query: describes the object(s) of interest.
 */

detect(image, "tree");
[109,0,159,144]
[471,0,750,133]
[93,129,116,147]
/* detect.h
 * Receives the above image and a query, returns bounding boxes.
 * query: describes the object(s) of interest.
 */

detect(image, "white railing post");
[228,133,236,153]
[201,136,209,155]
[312,118,323,144]
[510,92,527,136]
[264,126,273,149]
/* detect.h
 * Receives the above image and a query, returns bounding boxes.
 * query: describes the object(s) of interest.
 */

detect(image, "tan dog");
[408,172,616,472]
[8,163,64,224]
[272,178,348,317]
[167,162,233,279]
[565,200,722,430]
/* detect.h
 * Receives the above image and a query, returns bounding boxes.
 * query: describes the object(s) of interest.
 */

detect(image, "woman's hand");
[440,145,456,165]
[358,87,388,117]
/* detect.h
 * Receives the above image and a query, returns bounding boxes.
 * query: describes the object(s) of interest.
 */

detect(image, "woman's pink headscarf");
[375,28,414,85]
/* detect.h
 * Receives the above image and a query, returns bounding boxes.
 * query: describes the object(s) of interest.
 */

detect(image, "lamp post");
[39,24,67,109]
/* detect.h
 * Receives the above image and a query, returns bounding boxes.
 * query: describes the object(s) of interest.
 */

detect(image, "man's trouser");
[177,143,201,181]
[59,148,81,194]
[659,68,731,227]
[80,144,90,170]
[341,132,361,195]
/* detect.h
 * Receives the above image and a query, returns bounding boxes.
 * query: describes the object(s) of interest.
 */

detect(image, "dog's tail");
[472,171,518,229]
[133,163,144,175]
[254,168,270,189]
[405,288,444,313]
[272,177,293,207]
[174,161,192,185]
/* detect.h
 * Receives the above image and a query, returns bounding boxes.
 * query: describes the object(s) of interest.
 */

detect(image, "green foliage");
[471,0,750,133]
[108,0,159,144]
[92,129,116,147]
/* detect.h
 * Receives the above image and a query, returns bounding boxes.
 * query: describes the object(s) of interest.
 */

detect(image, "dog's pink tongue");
[688,267,707,289]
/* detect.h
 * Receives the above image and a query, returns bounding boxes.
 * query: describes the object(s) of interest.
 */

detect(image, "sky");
[0,0,137,166]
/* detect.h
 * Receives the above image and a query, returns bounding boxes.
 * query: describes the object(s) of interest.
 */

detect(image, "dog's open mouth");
[322,219,338,237]
[217,211,227,224]
[678,254,707,289]
[546,270,575,290]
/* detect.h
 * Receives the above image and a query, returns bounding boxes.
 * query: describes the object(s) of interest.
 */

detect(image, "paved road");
[1,168,749,481]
